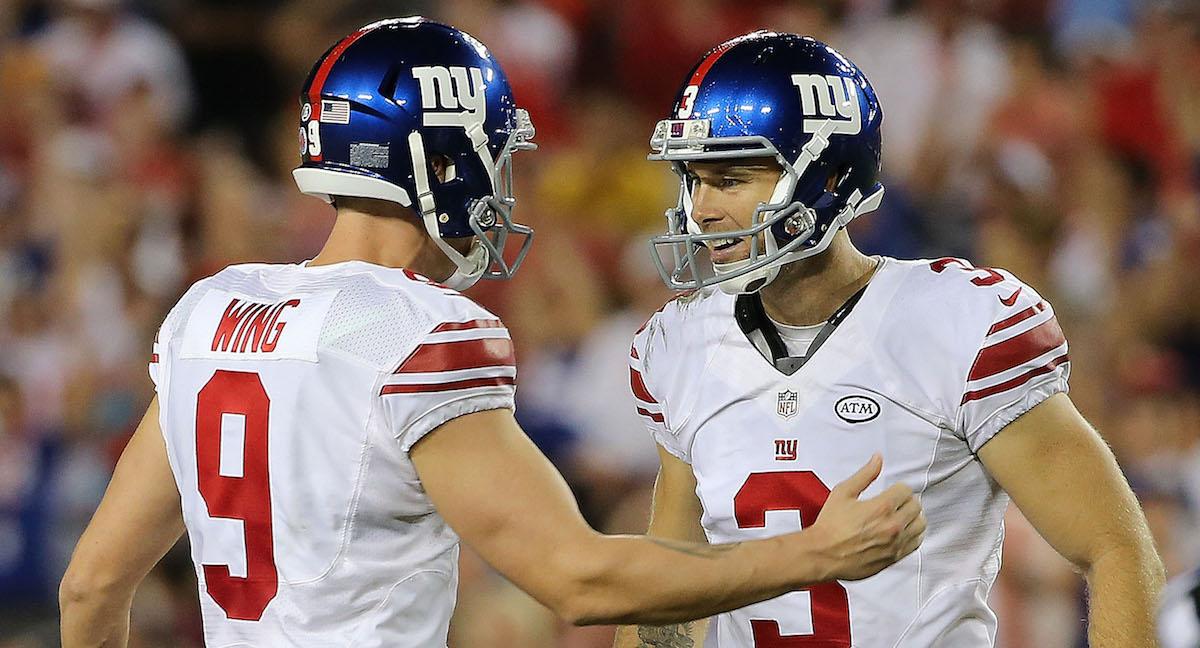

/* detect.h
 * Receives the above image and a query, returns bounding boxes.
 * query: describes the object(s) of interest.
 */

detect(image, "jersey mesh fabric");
[316,275,433,369]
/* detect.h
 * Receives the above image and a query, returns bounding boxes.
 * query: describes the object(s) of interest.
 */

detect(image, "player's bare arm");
[411,408,925,625]
[60,398,185,648]
[614,445,711,647]
[978,393,1165,647]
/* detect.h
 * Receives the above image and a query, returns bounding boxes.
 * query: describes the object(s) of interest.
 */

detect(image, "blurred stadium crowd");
[0,0,1198,645]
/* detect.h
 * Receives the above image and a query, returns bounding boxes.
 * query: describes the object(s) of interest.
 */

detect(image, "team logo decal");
[835,395,880,423]
[777,389,798,419]
[412,65,486,130]
[791,73,862,136]
[774,439,798,461]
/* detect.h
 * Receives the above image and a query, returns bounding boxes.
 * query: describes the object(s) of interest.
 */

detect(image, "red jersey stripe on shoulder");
[396,337,515,374]
[630,345,640,360]
[987,301,1046,336]
[380,375,515,395]
[961,354,1069,404]
[150,353,159,364]
[637,407,665,424]
[400,268,453,289]
[432,319,505,333]
[630,367,659,405]
[968,317,1066,382]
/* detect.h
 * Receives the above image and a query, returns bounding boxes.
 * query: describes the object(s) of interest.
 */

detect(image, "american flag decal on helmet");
[320,100,351,124]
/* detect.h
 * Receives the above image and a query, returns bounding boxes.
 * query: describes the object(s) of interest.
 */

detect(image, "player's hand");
[806,453,925,581]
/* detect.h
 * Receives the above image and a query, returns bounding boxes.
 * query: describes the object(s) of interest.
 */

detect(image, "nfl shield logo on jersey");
[777,390,798,419]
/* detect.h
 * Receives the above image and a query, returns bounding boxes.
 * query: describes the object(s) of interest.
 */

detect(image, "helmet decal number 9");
[306,120,322,158]
[677,85,699,119]
[196,370,278,621]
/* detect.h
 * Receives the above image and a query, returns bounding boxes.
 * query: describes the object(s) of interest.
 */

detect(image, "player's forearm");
[1083,540,1165,648]
[560,532,831,626]
[614,618,709,648]
[59,582,132,648]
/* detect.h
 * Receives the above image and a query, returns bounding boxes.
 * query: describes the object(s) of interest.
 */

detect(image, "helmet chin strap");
[712,184,884,294]
[442,240,489,290]
[702,120,887,295]
[409,130,489,290]
[709,142,804,295]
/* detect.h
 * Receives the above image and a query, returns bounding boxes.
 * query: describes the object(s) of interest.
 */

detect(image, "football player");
[615,32,1164,648]
[58,19,927,647]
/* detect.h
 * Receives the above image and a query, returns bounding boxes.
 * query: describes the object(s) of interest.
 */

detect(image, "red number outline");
[196,370,278,620]
[734,472,851,647]
[929,257,1003,287]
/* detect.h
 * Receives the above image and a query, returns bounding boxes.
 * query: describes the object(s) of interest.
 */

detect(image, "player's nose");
[691,185,729,231]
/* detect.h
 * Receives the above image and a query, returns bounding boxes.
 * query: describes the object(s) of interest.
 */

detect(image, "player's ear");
[825,169,840,192]
[430,154,452,184]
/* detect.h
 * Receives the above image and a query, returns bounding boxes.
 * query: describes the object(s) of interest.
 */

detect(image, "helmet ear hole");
[429,154,456,184]
[826,167,846,192]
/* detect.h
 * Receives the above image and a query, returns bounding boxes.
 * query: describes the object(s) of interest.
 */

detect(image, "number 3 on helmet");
[292,17,536,290]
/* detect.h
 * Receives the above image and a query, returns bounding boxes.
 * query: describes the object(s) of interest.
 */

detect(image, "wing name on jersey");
[791,74,862,135]
[412,66,486,130]
[211,297,301,354]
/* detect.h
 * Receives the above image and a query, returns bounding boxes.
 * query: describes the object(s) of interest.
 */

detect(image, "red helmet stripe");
[687,40,737,89]
[307,25,376,119]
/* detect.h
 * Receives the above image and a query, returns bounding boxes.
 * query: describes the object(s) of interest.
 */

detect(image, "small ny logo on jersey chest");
[777,389,798,419]
[774,439,798,461]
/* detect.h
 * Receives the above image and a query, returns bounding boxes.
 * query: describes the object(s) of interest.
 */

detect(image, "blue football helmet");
[293,17,535,290]
[648,32,885,294]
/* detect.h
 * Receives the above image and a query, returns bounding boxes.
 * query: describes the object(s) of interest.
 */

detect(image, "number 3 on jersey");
[196,370,278,620]
[735,472,851,647]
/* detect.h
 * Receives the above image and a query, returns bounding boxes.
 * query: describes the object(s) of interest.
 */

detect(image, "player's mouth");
[706,236,749,264]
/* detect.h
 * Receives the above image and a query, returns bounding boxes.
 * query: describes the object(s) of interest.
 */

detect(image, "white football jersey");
[149,260,516,647]
[630,257,1070,648]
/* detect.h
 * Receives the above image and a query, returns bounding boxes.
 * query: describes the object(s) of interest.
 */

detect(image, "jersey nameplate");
[180,289,339,362]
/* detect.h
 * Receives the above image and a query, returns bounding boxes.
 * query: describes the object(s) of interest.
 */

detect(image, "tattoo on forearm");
[637,622,695,647]
[646,537,739,559]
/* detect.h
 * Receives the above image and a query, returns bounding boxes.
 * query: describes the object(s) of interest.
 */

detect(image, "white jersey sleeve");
[149,280,208,390]
[946,261,1070,451]
[149,320,167,388]
[378,299,517,453]
[630,310,680,461]
[628,290,732,465]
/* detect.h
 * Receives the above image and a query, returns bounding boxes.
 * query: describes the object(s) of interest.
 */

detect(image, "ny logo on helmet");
[412,66,486,130]
[791,74,862,136]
